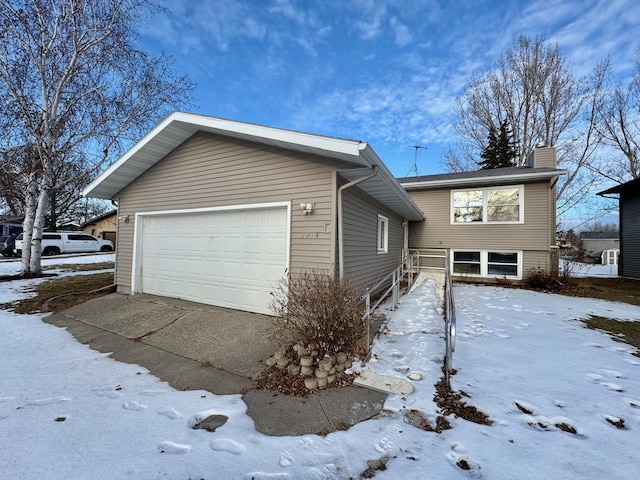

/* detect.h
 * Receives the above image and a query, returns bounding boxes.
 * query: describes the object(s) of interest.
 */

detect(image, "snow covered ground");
[1,258,639,479]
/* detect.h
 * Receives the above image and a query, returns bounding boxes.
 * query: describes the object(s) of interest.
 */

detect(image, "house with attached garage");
[82,112,424,315]
[397,146,567,282]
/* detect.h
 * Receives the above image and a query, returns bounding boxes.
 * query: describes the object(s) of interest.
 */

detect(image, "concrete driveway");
[45,293,387,436]
[46,293,280,394]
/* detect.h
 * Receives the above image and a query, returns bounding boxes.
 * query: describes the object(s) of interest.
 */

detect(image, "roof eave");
[401,170,568,190]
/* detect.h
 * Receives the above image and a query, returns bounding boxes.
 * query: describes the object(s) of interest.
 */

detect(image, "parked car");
[14,232,114,256]
[0,235,16,257]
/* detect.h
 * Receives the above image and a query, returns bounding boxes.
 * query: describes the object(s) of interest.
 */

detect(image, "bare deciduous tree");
[593,56,640,183]
[0,0,193,275]
[445,35,602,217]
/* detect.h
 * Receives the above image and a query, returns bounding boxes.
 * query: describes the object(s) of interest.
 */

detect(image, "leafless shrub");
[269,270,366,358]
[524,268,564,292]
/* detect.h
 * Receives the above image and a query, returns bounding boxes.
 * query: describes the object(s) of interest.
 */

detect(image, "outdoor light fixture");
[118,214,130,223]
[299,203,314,214]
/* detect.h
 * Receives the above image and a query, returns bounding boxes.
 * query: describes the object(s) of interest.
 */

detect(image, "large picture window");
[452,186,523,224]
[452,250,521,278]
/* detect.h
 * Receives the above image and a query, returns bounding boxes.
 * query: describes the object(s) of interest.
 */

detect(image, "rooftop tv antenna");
[406,145,428,176]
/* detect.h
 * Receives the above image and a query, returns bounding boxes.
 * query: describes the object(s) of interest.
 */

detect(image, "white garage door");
[139,206,288,314]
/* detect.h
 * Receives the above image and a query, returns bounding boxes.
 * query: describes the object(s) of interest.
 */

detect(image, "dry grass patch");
[583,315,640,357]
[43,261,114,272]
[2,272,114,314]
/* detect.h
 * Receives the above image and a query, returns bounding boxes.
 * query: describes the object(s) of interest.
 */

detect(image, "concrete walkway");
[45,293,387,436]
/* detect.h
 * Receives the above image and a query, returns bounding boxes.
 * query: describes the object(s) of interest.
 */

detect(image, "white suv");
[14,232,114,256]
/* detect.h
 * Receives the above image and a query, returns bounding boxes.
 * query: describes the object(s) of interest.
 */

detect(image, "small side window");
[377,215,388,254]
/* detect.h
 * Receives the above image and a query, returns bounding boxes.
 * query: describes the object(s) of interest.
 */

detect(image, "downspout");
[337,166,379,280]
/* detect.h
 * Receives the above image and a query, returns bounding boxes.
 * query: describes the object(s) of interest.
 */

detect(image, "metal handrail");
[444,250,457,384]
[360,251,420,364]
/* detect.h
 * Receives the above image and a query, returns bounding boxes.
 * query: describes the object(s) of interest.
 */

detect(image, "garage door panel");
[140,206,287,314]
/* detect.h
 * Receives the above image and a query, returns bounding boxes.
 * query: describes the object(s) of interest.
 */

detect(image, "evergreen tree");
[478,120,518,169]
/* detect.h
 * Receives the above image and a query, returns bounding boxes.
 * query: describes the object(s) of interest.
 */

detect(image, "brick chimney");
[527,143,557,168]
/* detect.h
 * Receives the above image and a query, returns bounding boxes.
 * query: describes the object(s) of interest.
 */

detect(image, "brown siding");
[407,182,555,276]
[342,182,404,291]
[115,132,342,290]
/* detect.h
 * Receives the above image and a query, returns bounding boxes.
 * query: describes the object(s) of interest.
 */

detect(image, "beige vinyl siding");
[408,183,552,251]
[115,131,341,291]
[407,182,554,278]
[341,183,404,290]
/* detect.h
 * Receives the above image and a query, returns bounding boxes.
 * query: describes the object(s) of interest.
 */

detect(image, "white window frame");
[451,250,522,279]
[377,214,388,254]
[451,185,524,225]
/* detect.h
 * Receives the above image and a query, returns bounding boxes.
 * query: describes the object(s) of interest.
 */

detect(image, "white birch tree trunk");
[29,187,50,275]
[20,170,37,275]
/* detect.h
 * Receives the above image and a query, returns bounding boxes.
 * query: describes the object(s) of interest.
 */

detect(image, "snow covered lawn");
[1,263,639,479]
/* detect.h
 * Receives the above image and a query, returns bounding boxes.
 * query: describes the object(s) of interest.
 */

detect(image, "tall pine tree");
[478,120,518,169]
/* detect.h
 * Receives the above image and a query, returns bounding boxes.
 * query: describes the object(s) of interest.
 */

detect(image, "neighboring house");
[83,112,424,315]
[56,222,82,231]
[399,146,567,282]
[580,231,620,264]
[82,210,117,248]
[598,177,640,279]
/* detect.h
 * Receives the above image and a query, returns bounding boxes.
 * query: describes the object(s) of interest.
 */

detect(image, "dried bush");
[524,267,564,292]
[269,270,366,358]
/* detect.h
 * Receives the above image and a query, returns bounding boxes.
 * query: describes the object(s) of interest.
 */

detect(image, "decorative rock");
[273,351,284,359]
[408,372,423,381]
[329,367,336,375]
[344,359,353,369]
[336,352,347,363]
[437,307,444,315]
[300,356,313,367]
[317,377,328,389]
[327,374,336,384]
[315,369,328,379]
[276,358,288,369]
[301,365,314,377]
[265,357,277,367]
[304,377,318,390]
[287,364,301,376]
[335,363,345,372]
[193,414,228,432]
[319,358,333,371]
[310,350,318,357]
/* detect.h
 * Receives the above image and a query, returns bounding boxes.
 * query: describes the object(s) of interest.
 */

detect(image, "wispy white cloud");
[390,17,412,46]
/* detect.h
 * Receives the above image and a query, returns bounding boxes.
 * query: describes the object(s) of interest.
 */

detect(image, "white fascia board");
[82,113,181,198]
[401,170,568,190]
[180,112,364,156]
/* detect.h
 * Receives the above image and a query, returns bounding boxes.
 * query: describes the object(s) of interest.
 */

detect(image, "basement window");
[452,250,521,278]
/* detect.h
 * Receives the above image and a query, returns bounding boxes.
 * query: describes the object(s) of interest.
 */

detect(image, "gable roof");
[81,209,117,228]
[83,112,424,221]
[398,166,567,190]
[597,177,640,196]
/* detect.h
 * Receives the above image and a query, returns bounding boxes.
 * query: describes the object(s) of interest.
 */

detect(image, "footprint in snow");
[139,389,167,396]
[279,450,294,467]
[92,385,122,399]
[301,466,339,480]
[601,382,624,392]
[158,441,190,454]
[603,369,626,379]
[513,400,536,415]
[156,406,180,419]
[447,452,482,476]
[243,473,290,479]
[122,400,147,411]
[210,438,245,455]
[623,397,640,409]
[374,437,395,454]
[25,396,71,407]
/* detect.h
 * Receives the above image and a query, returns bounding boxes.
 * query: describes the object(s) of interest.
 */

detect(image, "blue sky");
[141,0,639,178]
